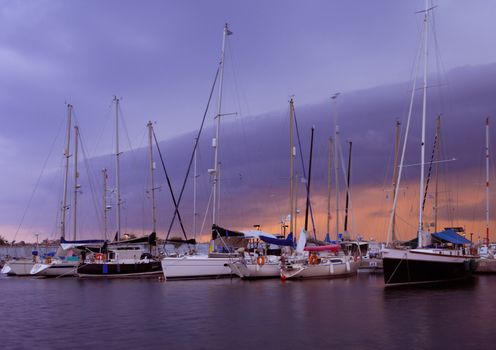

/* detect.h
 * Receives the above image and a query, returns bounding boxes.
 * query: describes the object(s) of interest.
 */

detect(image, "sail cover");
[212,224,245,240]
[304,244,340,252]
[259,232,294,247]
[432,229,471,245]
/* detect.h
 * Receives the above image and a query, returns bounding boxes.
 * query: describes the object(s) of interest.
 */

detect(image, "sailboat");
[3,105,80,277]
[382,1,478,286]
[475,117,496,273]
[31,107,83,277]
[77,98,162,278]
[1,234,43,276]
[280,126,360,280]
[161,24,242,280]
[227,98,300,279]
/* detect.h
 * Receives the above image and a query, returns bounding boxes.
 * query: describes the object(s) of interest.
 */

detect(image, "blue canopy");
[260,232,295,247]
[432,229,471,245]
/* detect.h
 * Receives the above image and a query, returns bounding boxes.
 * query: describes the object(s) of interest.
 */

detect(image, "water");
[1,273,495,349]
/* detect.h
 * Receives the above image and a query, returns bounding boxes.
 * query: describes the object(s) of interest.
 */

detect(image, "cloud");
[2,62,495,243]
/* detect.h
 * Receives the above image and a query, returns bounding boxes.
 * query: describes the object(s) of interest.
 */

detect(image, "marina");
[1,0,496,348]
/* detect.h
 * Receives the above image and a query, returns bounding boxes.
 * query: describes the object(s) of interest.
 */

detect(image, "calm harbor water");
[1,273,495,349]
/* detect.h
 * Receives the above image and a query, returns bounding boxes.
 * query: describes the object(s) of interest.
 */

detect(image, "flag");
[226,29,233,36]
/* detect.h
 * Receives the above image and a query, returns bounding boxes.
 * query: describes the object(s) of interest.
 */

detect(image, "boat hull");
[30,261,78,277]
[161,255,234,279]
[475,258,496,274]
[2,260,36,276]
[77,261,162,278]
[382,248,477,286]
[229,261,280,279]
[281,259,359,280]
[358,258,383,274]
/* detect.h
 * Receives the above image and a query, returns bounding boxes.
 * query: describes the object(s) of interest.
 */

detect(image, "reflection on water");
[0,274,494,349]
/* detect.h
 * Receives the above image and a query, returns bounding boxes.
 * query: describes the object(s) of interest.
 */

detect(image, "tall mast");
[304,127,315,231]
[486,117,490,245]
[391,121,401,241]
[418,0,429,248]
[147,121,157,233]
[212,23,230,227]
[332,93,340,240]
[102,168,108,240]
[73,125,79,241]
[193,138,198,238]
[114,96,122,240]
[326,138,333,236]
[289,97,295,235]
[343,141,353,233]
[60,104,72,239]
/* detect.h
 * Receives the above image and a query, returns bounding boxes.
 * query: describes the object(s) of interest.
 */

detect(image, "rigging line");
[78,127,105,237]
[199,186,214,241]
[11,115,65,243]
[166,66,221,238]
[152,130,188,239]
[91,102,113,159]
[386,17,426,245]
[118,104,141,169]
[292,107,317,237]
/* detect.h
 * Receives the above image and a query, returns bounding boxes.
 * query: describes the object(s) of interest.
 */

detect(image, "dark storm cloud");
[15,62,492,241]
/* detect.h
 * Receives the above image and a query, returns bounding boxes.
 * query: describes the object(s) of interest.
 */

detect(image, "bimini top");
[432,229,471,245]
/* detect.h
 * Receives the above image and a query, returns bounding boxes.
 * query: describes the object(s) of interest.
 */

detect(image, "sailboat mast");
[391,121,401,241]
[289,97,295,235]
[212,23,229,227]
[60,104,72,239]
[327,138,333,236]
[418,0,429,248]
[343,141,352,233]
[73,125,79,241]
[102,168,108,240]
[193,138,198,238]
[114,96,122,240]
[486,117,490,244]
[147,121,157,233]
[304,127,315,231]
[332,93,340,240]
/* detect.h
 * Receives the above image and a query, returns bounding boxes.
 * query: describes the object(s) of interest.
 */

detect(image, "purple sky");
[1,0,495,242]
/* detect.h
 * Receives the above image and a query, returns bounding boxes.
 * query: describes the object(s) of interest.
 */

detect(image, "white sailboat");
[31,106,81,277]
[1,234,42,276]
[280,124,360,280]
[382,1,478,286]
[161,24,241,280]
[227,98,300,279]
[280,229,359,280]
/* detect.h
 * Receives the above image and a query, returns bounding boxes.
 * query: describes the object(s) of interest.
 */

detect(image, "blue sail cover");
[260,232,295,247]
[432,229,471,245]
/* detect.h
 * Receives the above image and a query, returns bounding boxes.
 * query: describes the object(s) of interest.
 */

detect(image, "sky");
[1,0,495,243]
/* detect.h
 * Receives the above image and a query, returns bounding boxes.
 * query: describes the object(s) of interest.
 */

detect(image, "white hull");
[3,260,36,276]
[161,255,234,279]
[30,261,78,277]
[281,258,359,280]
[229,261,280,279]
